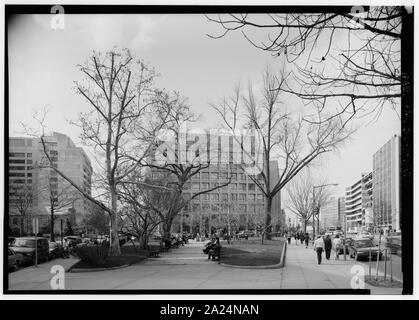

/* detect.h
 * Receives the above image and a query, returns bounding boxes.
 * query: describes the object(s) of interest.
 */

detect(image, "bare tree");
[206,7,410,125]
[211,68,351,240]
[118,173,165,250]
[8,185,37,236]
[24,49,174,256]
[286,170,333,235]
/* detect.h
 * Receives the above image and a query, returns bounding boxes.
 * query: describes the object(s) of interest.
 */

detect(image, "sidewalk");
[6,241,402,294]
[283,241,403,294]
[7,257,78,291]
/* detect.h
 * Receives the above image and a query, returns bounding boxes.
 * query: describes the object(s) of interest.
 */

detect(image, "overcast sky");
[8,14,401,202]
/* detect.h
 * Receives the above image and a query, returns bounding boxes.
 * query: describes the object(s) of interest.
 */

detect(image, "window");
[239,193,246,201]
[202,194,209,201]
[9,172,25,177]
[231,173,237,181]
[249,204,256,212]
[27,160,32,164]
[9,166,25,171]
[211,182,219,188]
[248,194,255,201]
[248,184,255,191]
[27,153,32,157]
[239,183,246,191]
[201,182,209,189]
[211,194,219,201]
[211,173,219,180]
[239,173,245,180]
[220,172,228,180]
[257,194,264,201]
[10,159,25,164]
[9,152,25,157]
[239,204,247,212]
[231,194,237,201]
[192,173,199,180]
[221,193,228,201]
[192,183,200,190]
[201,172,209,180]
[230,183,237,190]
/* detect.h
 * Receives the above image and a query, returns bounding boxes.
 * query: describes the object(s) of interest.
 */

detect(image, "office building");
[372,135,401,232]
[320,197,339,230]
[345,172,373,232]
[8,132,92,234]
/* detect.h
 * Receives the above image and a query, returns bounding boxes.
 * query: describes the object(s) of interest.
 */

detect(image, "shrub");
[75,245,109,265]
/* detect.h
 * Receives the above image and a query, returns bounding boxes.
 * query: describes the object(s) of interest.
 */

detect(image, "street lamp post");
[312,183,338,239]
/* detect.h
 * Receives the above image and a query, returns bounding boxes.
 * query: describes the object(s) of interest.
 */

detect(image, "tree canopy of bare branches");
[286,169,333,233]
[211,67,351,239]
[207,7,408,125]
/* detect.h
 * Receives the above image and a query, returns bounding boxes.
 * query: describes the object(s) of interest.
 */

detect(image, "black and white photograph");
[3,3,414,297]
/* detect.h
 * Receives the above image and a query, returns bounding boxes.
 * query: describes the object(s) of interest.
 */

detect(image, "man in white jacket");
[313,235,325,265]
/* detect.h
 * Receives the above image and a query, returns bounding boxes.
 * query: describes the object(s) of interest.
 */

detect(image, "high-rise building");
[345,172,373,232]
[8,132,92,234]
[372,135,401,232]
[178,161,281,234]
[320,197,339,230]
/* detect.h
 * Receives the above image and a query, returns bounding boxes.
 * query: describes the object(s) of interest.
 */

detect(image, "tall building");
[320,197,339,230]
[8,132,92,234]
[345,172,373,232]
[372,135,401,232]
[178,161,281,234]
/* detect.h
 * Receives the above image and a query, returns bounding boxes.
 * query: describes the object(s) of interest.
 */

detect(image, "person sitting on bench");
[208,237,221,261]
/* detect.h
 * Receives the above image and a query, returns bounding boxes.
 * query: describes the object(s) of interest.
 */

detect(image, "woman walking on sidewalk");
[332,235,342,260]
[313,235,325,264]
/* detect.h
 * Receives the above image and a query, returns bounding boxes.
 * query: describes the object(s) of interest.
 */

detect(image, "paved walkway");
[6,241,402,294]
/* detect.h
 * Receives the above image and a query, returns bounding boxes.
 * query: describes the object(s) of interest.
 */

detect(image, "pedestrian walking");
[313,235,325,264]
[304,233,309,248]
[295,232,298,245]
[287,232,291,244]
[324,234,332,260]
[332,235,342,260]
[300,232,304,244]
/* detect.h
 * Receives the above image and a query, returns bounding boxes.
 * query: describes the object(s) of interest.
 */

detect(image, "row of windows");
[185,203,265,213]
[9,179,32,184]
[9,165,33,170]
[187,193,265,201]
[187,182,262,192]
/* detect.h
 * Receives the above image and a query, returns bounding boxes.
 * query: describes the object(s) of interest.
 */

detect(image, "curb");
[68,264,129,273]
[219,241,287,270]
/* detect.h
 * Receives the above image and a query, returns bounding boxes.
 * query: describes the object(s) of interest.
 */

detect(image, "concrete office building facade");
[8,132,92,234]
[372,135,401,232]
[345,172,373,232]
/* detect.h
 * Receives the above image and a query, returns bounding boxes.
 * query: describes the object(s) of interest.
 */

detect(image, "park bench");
[149,250,160,257]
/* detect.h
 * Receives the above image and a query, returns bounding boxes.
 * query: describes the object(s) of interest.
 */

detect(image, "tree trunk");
[264,196,273,240]
[50,207,55,242]
[162,216,174,242]
[109,189,121,256]
[139,232,148,250]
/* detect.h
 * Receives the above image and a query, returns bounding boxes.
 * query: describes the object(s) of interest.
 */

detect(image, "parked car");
[386,232,402,254]
[8,248,24,271]
[10,237,50,264]
[8,237,16,246]
[48,241,66,259]
[347,238,383,261]
[64,236,83,246]
[356,232,374,240]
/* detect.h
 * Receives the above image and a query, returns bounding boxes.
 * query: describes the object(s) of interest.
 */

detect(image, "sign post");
[32,218,39,267]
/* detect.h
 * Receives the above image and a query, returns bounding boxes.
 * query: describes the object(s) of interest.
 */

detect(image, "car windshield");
[354,240,373,248]
[12,239,35,248]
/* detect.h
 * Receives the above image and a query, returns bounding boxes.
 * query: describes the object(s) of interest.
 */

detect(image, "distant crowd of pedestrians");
[285,231,343,265]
